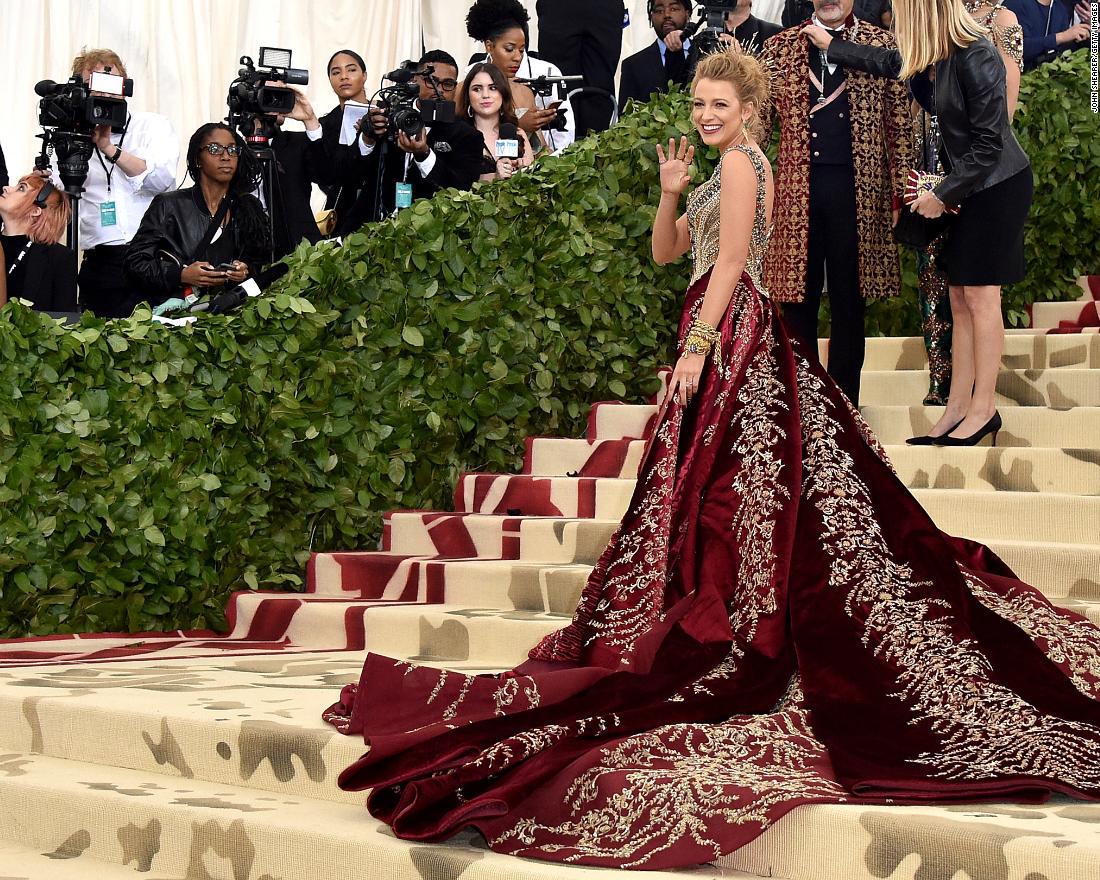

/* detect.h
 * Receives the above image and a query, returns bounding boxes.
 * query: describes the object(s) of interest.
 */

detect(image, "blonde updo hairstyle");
[691,46,770,143]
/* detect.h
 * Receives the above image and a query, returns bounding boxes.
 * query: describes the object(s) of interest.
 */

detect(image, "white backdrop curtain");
[4,0,784,194]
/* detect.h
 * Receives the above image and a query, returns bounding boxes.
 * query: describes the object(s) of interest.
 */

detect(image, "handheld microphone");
[191,263,291,315]
[497,122,521,159]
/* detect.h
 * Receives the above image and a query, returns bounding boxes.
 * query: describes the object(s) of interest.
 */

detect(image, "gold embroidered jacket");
[759,23,914,303]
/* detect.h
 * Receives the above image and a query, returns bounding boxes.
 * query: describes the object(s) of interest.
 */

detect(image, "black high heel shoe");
[934,411,1002,447]
[906,419,963,446]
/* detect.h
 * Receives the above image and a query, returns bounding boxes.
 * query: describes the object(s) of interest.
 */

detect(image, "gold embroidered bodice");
[965,0,1024,70]
[685,143,771,288]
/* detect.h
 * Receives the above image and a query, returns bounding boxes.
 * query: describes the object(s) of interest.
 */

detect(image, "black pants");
[79,244,137,319]
[782,163,865,406]
[536,0,624,136]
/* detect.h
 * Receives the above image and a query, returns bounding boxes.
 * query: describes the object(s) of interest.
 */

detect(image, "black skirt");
[942,166,1033,287]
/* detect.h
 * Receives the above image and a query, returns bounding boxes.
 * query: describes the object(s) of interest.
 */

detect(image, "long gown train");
[323,145,1100,870]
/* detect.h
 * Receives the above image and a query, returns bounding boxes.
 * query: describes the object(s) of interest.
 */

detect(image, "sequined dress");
[323,146,1100,870]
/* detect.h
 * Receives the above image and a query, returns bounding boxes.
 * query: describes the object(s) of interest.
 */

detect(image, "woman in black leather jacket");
[125,123,269,309]
[821,0,1032,447]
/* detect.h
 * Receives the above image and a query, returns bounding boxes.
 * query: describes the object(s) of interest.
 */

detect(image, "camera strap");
[95,114,131,194]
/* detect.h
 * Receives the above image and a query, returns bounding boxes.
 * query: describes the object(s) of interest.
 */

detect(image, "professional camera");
[227,47,309,134]
[375,61,456,141]
[34,70,133,202]
[681,1,743,67]
[514,75,582,132]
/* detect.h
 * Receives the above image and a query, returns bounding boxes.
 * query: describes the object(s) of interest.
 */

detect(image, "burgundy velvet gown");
[323,145,1100,870]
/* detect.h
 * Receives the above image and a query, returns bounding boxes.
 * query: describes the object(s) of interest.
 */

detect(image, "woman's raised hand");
[656,137,695,196]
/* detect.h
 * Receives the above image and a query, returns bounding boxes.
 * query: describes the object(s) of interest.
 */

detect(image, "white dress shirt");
[57,111,179,249]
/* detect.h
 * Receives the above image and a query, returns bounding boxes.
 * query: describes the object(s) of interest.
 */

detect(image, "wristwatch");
[106,145,122,164]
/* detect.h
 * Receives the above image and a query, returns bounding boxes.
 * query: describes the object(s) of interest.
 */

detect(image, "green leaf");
[143,526,166,547]
[402,325,425,347]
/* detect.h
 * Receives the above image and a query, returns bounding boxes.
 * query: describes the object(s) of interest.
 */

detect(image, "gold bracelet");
[681,319,720,357]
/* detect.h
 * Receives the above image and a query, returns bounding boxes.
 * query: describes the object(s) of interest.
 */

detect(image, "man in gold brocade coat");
[759,0,912,405]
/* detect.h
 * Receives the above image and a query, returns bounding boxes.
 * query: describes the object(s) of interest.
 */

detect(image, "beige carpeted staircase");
[1,281,1098,879]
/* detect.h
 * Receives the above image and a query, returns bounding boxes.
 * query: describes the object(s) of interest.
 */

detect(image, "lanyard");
[7,240,32,276]
[95,115,131,193]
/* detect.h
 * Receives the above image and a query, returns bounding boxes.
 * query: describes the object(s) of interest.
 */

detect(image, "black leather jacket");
[124,187,269,301]
[827,37,1030,207]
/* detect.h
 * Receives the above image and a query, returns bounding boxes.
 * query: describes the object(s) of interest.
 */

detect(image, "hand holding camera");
[357,108,391,145]
[396,128,431,160]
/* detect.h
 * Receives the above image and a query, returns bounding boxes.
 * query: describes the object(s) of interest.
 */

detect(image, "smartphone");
[211,262,236,272]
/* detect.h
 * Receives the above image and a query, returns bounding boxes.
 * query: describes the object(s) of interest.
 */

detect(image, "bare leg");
[948,284,1003,438]
[928,285,973,437]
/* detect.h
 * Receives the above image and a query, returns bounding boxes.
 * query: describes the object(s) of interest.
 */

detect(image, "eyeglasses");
[417,73,458,91]
[200,144,243,157]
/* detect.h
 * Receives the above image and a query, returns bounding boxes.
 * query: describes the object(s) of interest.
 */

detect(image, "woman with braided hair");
[325,43,1098,870]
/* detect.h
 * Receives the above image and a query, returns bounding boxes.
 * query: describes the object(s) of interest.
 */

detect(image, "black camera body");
[227,47,309,133]
[34,72,133,200]
[683,1,744,63]
[376,62,456,141]
[36,74,132,133]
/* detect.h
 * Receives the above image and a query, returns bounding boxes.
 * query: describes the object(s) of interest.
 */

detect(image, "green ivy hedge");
[0,57,1094,638]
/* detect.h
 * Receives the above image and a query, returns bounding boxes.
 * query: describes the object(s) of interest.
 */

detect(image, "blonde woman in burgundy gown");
[324,47,1100,870]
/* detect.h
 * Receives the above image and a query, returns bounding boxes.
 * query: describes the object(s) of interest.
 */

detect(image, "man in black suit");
[340,51,482,228]
[536,0,626,136]
[618,0,693,115]
[257,89,330,260]
[724,0,783,52]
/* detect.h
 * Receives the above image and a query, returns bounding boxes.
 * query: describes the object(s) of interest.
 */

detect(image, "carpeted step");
[861,368,1100,408]
[384,512,617,562]
[587,401,658,441]
[382,509,1095,595]
[0,839,188,880]
[524,435,647,477]
[0,750,765,880]
[886,445,1100,494]
[0,651,369,806]
[722,799,1100,880]
[309,554,591,614]
[985,539,1100,601]
[1032,300,1100,330]
[442,474,1100,543]
[863,405,1100,448]
[363,603,570,666]
[455,472,636,518]
[914,489,1100,545]
[822,333,1100,370]
[525,438,1100,493]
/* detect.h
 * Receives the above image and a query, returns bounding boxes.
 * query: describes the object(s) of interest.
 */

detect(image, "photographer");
[124,123,269,310]
[252,87,327,259]
[619,1,694,114]
[62,49,179,318]
[0,175,77,312]
[340,51,482,227]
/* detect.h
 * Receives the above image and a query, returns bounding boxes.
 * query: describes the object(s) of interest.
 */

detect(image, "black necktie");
[665,46,687,87]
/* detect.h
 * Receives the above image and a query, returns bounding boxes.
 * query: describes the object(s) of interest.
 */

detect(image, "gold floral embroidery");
[490,710,846,867]
[759,24,913,303]
[795,354,1100,788]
